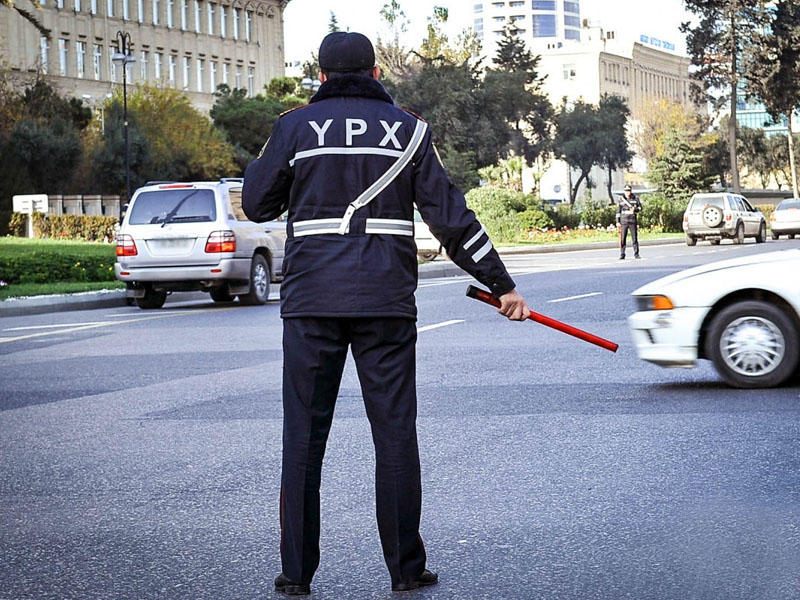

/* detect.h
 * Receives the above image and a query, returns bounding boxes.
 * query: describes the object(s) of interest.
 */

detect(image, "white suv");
[115,179,286,309]
[683,192,767,246]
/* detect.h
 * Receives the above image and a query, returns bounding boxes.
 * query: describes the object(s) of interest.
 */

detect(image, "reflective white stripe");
[292,218,414,237]
[463,224,486,250]
[338,119,428,234]
[288,147,403,167]
[471,239,493,263]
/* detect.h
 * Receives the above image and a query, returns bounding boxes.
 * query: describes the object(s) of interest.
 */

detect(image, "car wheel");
[210,286,234,302]
[702,205,723,227]
[771,230,780,240]
[136,286,167,309]
[706,300,800,388]
[685,235,697,246]
[791,234,796,239]
[239,255,270,305]
[418,250,439,261]
[733,223,744,244]
[710,239,721,245]
[755,222,766,243]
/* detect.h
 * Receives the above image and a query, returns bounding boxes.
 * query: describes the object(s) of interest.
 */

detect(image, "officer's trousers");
[620,217,639,258]
[280,317,427,586]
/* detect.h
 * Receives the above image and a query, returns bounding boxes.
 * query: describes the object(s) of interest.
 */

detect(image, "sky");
[282,0,694,66]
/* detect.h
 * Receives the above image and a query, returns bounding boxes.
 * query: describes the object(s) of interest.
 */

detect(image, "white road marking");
[417,319,464,333]
[547,292,603,303]
[4,321,112,331]
[106,310,188,317]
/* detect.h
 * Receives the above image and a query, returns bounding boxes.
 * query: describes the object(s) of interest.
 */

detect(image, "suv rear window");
[128,189,217,225]
[778,199,800,210]
[690,195,724,210]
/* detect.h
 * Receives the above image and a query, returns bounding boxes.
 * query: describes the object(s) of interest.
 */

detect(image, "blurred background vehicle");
[115,179,286,309]
[770,198,800,240]
[682,193,767,246]
[414,208,442,262]
[628,249,800,388]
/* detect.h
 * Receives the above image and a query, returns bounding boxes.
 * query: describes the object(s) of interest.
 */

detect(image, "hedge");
[0,239,117,284]
[8,213,118,242]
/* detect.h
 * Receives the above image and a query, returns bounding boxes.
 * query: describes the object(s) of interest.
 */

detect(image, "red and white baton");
[466,285,619,353]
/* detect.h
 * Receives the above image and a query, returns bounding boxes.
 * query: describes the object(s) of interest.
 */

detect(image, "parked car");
[682,192,767,246]
[414,208,442,262]
[115,179,286,309]
[770,198,800,240]
[628,249,800,388]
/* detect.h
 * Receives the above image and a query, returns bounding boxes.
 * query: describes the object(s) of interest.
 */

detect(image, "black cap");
[318,32,375,72]
[624,185,632,191]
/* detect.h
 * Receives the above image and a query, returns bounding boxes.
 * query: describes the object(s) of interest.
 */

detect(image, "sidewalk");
[0,237,683,317]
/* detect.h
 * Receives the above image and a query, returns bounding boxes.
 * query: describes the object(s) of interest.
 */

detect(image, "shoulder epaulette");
[279,104,310,118]
[400,107,426,122]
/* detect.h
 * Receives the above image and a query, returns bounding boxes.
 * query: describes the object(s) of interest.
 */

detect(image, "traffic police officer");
[617,184,642,259]
[242,31,529,596]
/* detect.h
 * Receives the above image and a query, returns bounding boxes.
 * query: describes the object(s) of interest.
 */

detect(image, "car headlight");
[635,295,675,311]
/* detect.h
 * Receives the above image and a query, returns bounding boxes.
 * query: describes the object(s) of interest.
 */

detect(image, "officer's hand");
[498,289,530,321]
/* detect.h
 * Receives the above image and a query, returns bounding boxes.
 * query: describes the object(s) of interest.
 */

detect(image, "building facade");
[0,0,288,112]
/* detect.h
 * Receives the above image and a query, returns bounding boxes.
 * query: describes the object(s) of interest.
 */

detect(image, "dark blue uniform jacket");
[242,74,515,319]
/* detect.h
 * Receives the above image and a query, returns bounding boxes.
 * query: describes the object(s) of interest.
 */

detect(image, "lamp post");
[300,77,321,94]
[112,31,136,202]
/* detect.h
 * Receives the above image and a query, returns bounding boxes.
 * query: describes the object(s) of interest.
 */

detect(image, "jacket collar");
[310,74,394,105]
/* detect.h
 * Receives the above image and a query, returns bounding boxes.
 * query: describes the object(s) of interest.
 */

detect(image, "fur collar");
[310,74,394,105]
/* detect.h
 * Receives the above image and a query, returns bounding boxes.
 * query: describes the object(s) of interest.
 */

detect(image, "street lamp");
[112,31,136,202]
[301,77,321,93]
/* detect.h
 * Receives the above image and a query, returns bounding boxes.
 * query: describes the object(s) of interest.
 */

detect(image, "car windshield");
[691,196,724,210]
[777,199,800,210]
[128,189,216,225]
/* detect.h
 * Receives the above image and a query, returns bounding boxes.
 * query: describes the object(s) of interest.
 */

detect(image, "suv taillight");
[116,234,138,256]
[205,230,236,253]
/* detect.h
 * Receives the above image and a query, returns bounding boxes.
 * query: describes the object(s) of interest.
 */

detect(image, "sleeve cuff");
[489,274,516,297]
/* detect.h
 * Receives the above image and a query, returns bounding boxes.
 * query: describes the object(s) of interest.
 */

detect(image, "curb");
[0,238,683,317]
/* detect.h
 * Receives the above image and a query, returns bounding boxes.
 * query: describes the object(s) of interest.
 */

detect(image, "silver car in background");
[770,198,800,239]
[115,179,286,309]
[683,192,767,246]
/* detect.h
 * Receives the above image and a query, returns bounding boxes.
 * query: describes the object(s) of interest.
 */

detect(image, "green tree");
[90,102,152,195]
[737,126,771,189]
[647,128,716,203]
[742,0,800,197]
[633,98,706,162]
[328,10,339,33]
[377,0,411,80]
[553,100,600,205]
[681,0,761,193]
[597,94,632,202]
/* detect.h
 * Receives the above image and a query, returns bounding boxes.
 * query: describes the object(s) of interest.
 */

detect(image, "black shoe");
[619,256,625,260]
[392,569,439,592]
[275,573,310,596]
[634,255,641,259]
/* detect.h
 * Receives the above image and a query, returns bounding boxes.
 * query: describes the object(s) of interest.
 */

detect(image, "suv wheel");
[710,238,721,245]
[136,286,167,309]
[239,255,270,305]
[210,286,235,302]
[755,222,766,243]
[706,300,799,388]
[733,222,744,244]
[685,235,697,246]
[771,230,780,240]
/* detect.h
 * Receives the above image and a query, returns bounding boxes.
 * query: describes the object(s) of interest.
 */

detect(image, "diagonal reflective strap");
[337,119,428,235]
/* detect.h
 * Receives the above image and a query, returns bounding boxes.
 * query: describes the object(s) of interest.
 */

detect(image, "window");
[493,16,504,22]
[74,0,81,12]
[563,0,579,13]
[76,41,86,78]
[93,44,102,79]
[532,0,555,9]
[182,56,190,88]
[195,0,201,32]
[564,15,580,27]
[565,29,580,40]
[247,66,254,96]
[510,0,523,5]
[532,14,556,37]
[220,5,226,37]
[235,65,242,89]
[123,0,129,19]
[180,0,187,29]
[152,0,159,24]
[196,58,204,91]
[491,1,504,6]
[511,15,524,21]
[58,39,68,76]
[128,190,216,225]
[137,0,143,21]
[168,54,176,84]
[57,0,64,8]
[222,62,229,85]
[154,52,162,79]
[106,0,113,16]
[474,3,483,12]
[40,37,49,74]
[232,7,240,39]
[91,0,97,13]
[245,10,252,41]
[209,60,217,91]
[563,63,576,80]
[140,50,148,79]
[207,2,214,35]
[167,0,173,27]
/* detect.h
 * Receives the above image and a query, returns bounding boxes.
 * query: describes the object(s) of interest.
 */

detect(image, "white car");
[414,208,442,261]
[682,192,767,245]
[770,198,800,239]
[628,249,800,388]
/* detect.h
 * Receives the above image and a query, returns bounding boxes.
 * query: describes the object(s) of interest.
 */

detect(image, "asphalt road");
[2,238,800,600]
